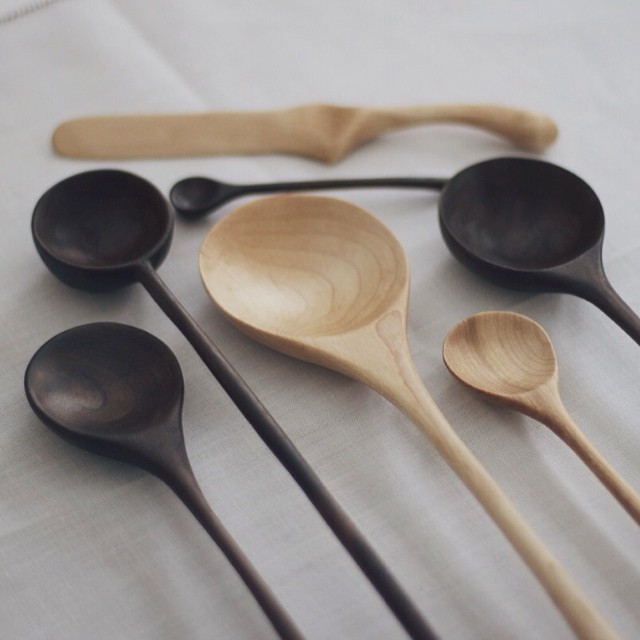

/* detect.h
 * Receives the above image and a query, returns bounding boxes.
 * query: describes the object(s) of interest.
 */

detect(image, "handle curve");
[524,388,640,526]
[163,452,305,640]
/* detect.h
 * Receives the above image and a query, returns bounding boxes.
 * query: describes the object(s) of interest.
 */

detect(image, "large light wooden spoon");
[443,311,640,525]
[199,194,618,640]
[52,102,557,162]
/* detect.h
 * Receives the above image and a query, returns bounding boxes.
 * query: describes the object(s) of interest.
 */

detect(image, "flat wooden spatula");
[51,102,558,162]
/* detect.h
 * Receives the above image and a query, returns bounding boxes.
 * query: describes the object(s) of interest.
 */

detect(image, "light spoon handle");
[51,102,558,162]
[520,384,640,526]
[327,310,620,640]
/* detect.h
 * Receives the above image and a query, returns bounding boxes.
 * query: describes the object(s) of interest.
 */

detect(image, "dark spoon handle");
[587,276,640,346]
[136,261,439,640]
[237,177,448,196]
[560,251,640,347]
[173,176,447,219]
[166,457,305,640]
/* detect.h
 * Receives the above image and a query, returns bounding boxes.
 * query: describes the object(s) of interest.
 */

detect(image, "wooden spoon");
[170,174,447,220]
[442,311,640,525]
[51,102,558,162]
[199,194,619,640]
[24,322,305,640]
[438,156,640,346]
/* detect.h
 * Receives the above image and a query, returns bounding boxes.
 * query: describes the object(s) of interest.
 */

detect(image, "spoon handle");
[162,454,305,640]
[135,262,440,640]
[561,251,640,347]
[531,391,640,526]
[346,311,620,640]
[51,103,557,162]
[171,176,448,220]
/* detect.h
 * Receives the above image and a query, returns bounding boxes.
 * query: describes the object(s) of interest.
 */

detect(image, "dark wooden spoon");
[439,156,640,345]
[24,322,304,640]
[31,170,437,640]
[170,175,447,220]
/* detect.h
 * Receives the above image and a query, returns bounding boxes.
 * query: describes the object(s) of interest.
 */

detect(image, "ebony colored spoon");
[31,169,438,640]
[439,156,640,346]
[24,322,304,639]
[170,175,447,220]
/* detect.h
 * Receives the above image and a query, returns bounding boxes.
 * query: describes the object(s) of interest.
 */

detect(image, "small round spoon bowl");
[199,194,618,640]
[439,157,640,346]
[170,175,447,220]
[443,311,640,525]
[24,322,303,640]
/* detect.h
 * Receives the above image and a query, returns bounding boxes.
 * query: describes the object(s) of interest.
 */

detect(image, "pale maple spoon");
[51,102,558,162]
[198,194,619,640]
[442,311,640,525]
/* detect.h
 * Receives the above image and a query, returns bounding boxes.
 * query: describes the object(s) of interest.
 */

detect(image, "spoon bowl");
[25,322,182,467]
[439,157,640,345]
[443,311,640,525]
[199,194,619,640]
[32,170,173,291]
[25,322,304,639]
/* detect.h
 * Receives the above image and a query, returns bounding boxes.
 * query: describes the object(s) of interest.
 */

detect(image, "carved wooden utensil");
[31,169,437,640]
[198,194,619,640]
[51,102,557,161]
[438,156,640,346]
[170,174,448,220]
[443,311,640,525]
[24,322,305,640]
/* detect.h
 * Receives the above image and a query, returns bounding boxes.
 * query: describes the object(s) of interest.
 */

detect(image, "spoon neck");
[516,383,578,440]
[556,252,640,346]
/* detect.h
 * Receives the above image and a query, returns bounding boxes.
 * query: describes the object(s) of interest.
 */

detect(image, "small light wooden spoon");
[52,102,558,162]
[199,194,618,640]
[443,310,640,525]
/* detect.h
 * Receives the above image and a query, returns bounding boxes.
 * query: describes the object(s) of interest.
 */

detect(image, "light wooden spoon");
[443,310,640,525]
[51,102,557,162]
[199,194,618,640]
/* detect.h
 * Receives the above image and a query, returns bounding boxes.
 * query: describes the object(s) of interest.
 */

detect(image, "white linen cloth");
[2,1,640,638]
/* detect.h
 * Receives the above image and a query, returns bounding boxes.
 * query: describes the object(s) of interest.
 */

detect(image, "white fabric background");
[2,1,640,638]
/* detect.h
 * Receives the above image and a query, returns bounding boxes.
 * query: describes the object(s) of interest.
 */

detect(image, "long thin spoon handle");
[162,454,305,640]
[171,176,448,220]
[135,261,439,640]
[348,312,619,640]
[529,390,640,525]
[52,102,558,162]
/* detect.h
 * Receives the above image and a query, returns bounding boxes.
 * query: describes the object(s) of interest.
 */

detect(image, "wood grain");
[199,195,619,640]
[52,102,558,161]
[443,311,640,526]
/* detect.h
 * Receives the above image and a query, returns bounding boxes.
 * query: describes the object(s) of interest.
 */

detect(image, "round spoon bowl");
[438,157,605,289]
[25,322,183,449]
[443,311,557,398]
[32,169,173,292]
[199,195,408,348]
